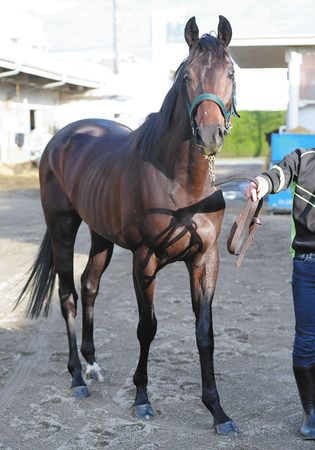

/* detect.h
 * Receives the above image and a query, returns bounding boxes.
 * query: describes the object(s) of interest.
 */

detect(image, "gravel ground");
[0,166,313,450]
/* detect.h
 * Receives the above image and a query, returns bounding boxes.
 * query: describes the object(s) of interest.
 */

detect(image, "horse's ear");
[185,17,199,49]
[217,15,232,47]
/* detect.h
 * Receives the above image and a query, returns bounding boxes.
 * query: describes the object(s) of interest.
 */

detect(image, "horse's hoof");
[86,362,104,382]
[72,385,90,398]
[135,403,156,419]
[215,420,240,436]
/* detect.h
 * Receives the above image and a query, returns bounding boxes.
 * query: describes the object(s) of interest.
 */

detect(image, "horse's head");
[184,16,239,156]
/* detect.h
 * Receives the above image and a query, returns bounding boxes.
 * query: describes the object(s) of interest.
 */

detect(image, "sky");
[2,0,314,111]
[15,0,315,52]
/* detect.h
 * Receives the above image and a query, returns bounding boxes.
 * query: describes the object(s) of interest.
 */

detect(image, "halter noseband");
[187,80,239,135]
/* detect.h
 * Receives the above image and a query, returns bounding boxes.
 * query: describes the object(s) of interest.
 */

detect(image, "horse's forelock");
[194,34,228,61]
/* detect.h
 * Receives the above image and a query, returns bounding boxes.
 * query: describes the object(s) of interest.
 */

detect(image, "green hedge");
[221,110,286,157]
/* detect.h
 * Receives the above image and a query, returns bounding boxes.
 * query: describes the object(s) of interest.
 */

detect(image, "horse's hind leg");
[49,212,89,396]
[80,230,114,381]
[42,180,88,397]
[132,247,158,419]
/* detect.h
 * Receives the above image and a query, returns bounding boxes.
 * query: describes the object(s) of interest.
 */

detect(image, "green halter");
[187,87,239,134]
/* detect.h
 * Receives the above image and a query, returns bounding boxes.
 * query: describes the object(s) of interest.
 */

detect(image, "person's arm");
[245,149,301,201]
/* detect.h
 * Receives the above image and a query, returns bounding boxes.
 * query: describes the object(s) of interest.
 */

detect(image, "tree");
[222,110,286,157]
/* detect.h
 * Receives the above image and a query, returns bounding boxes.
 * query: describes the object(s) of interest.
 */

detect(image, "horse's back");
[44,118,131,157]
[40,118,132,183]
[51,117,131,139]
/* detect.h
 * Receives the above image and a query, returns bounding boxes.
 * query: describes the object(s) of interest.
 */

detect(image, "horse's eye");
[183,73,190,83]
[228,69,234,79]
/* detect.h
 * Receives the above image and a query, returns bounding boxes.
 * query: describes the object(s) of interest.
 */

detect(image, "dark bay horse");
[17,16,240,435]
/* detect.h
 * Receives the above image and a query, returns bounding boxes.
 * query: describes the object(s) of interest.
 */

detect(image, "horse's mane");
[133,34,228,159]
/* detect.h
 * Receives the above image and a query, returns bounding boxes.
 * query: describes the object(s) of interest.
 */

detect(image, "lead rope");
[211,174,263,267]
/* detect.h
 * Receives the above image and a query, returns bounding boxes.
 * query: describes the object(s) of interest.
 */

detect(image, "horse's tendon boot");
[293,364,315,439]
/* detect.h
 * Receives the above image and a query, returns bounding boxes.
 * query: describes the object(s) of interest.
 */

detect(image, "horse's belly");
[75,207,130,248]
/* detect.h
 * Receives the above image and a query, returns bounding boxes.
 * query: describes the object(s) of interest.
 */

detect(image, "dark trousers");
[292,253,315,366]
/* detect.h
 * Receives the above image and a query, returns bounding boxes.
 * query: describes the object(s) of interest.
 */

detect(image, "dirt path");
[0,171,313,450]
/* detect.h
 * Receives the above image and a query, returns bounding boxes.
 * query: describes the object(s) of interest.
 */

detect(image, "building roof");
[229,35,315,68]
[0,56,101,91]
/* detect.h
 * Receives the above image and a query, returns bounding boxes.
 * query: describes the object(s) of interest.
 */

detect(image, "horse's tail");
[15,230,56,318]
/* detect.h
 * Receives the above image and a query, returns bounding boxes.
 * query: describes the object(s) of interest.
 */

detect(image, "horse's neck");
[170,141,212,197]
[156,97,212,197]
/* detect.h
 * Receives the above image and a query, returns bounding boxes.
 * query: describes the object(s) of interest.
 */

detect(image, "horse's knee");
[81,265,101,299]
[137,315,157,343]
[81,283,99,299]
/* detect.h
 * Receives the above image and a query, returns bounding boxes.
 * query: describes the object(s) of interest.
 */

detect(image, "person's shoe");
[293,364,315,439]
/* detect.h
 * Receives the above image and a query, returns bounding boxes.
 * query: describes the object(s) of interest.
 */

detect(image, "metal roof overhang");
[229,36,315,68]
[0,57,100,90]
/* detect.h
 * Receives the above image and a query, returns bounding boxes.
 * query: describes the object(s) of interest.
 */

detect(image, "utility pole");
[112,0,119,74]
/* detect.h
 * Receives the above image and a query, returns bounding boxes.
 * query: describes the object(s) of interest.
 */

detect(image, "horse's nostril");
[216,126,224,146]
[195,126,224,148]
[218,127,224,139]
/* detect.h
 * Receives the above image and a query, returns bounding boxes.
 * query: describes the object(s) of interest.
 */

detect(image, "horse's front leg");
[132,247,158,419]
[186,245,240,436]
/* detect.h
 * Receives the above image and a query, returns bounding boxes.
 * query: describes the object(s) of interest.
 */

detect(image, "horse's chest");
[143,208,224,262]
[132,189,224,259]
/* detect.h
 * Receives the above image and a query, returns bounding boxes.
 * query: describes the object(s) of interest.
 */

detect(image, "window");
[300,53,315,101]
[166,21,185,43]
[30,110,36,130]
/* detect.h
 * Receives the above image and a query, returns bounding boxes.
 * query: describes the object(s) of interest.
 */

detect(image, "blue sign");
[269,133,315,211]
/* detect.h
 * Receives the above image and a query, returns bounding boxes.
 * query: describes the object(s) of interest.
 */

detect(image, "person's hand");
[244,176,269,201]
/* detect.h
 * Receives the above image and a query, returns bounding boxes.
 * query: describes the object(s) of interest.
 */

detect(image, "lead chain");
[204,154,216,183]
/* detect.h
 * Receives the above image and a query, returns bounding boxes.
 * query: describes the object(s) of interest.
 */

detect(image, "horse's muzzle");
[194,124,224,154]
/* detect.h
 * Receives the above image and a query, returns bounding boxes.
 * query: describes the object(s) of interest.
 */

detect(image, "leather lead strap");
[227,198,262,268]
[213,174,263,267]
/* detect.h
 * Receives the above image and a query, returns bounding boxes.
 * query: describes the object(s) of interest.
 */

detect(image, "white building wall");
[298,105,315,132]
[0,85,59,164]
[56,99,138,131]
